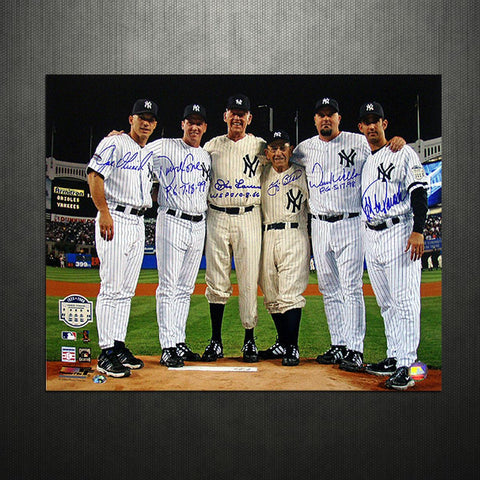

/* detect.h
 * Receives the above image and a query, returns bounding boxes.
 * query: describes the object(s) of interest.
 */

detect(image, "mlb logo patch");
[61,346,76,363]
[62,331,77,341]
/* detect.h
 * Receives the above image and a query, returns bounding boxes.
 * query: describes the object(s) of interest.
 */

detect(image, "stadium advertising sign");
[51,179,97,217]
[67,253,92,268]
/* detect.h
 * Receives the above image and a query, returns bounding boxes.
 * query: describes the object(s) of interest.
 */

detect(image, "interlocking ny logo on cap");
[144,100,152,109]
[322,98,330,104]
[366,103,374,111]
[236,99,243,105]
[274,131,281,137]
[193,104,200,111]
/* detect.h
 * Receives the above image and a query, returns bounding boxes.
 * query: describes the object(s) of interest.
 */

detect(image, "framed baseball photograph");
[6,0,478,478]
[45,74,442,392]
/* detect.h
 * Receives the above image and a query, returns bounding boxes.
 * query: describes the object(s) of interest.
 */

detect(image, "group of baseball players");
[87,92,428,390]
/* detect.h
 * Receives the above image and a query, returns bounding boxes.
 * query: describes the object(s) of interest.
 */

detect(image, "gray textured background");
[2,1,479,478]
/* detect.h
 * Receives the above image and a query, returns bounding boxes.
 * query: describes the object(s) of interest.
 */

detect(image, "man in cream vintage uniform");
[87,98,158,377]
[202,94,266,363]
[358,101,428,390]
[149,103,211,368]
[258,130,310,366]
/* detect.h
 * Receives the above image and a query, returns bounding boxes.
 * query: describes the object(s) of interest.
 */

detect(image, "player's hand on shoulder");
[107,130,125,137]
[405,231,424,261]
[387,136,406,152]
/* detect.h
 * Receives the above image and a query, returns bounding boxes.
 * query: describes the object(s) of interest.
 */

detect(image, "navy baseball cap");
[359,101,385,121]
[267,129,291,145]
[226,94,251,111]
[315,97,340,113]
[131,99,158,119]
[183,103,207,122]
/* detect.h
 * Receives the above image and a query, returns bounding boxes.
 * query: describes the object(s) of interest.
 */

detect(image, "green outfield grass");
[46,266,443,285]
[46,266,442,367]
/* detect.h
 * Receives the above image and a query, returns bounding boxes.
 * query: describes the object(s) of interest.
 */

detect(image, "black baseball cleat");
[315,345,347,364]
[385,366,415,391]
[258,339,286,359]
[176,342,201,361]
[160,347,184,368]
[114,342,144,369]
[242,338,259,363]
[365,357,397,376]
[97,349,131,378]
[282,345,300,367]
[201,339,224,362]
[339,350,364,372]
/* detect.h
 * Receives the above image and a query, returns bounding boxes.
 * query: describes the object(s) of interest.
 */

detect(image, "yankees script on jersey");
[148,138,211,348]
[259,164,310,314]
[292,132,370,353]
[361,144,428,367]
[204,134,266,328]
[87,134,154,350]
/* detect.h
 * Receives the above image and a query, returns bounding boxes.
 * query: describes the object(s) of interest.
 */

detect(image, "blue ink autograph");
[309,162,360,189]
[362,179,407,222]
[214,178,260,191]
[93,145,154,173]
[267,168,303,196]
[156,153,210,200]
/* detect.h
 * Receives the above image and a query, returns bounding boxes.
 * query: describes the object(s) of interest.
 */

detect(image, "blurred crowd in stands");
[46,219,156,247]
[46,215,442,270]
[46,220,95,245]
[423,214,441,239]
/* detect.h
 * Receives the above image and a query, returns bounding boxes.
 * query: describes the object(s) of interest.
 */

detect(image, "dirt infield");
[46,357,441,391]
[47,280,441,391]
[46,281,441,298]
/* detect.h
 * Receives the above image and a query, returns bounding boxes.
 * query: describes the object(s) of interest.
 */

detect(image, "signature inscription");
[362,179,407,222]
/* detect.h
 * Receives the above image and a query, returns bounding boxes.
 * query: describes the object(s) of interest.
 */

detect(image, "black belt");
[366,216,400,231]
[312,212,359,222]
[115,205,147,216]
[263,222,299,231]
[209,204,255,215]
[166,209,203,222]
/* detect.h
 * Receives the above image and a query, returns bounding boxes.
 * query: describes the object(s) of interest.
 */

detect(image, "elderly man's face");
[224,108,252,136]
[265,141,292,173]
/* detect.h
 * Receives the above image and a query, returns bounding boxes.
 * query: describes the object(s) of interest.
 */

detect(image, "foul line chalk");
[168,366,257,372]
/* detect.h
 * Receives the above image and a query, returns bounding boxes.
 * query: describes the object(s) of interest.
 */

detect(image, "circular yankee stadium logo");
[59,294,93,328]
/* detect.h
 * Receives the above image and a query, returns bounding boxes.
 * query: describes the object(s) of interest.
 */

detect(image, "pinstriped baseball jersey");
[204,134,266,207]
[149,138,211,215]
[88,133,154,351]
[87,134,155,209]
[260,163,310,314]
[361,144,428,224]
[147,137,211,349]
[361,144,427,368]
[292,132,370,214]
[291,130,368,354]
[261,163,309,225]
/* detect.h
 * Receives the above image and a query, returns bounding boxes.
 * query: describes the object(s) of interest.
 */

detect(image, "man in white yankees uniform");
[149,103,211,368]
[292,97,405,372]
[201,94,266,363]
[87,99,158,377]
[258,130,310,366]
[358,101,428,390]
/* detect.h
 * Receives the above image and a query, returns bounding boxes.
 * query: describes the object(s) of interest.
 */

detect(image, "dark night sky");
[46,74,441,164]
